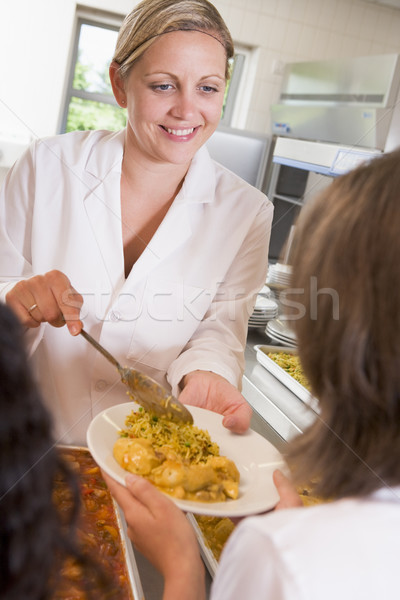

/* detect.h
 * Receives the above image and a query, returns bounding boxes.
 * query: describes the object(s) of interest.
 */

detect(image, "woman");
[105,149,400,599]
[0,0,273,444]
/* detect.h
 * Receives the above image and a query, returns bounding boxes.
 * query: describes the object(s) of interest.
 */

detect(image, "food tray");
[114,503,145,600]
[254,345,319,412]
[186,513,238,579]
[186,514,220,578]
[58,446,144,600]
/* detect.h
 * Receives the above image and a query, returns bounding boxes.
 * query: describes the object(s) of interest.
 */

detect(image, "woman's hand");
[273,469,303,509]
[5,270,83,335]
[102,471,205,600]
[179,370,252,434]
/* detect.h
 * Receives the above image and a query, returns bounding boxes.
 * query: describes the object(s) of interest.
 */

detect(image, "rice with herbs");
[267,352,310,390]
[119,407,220,464]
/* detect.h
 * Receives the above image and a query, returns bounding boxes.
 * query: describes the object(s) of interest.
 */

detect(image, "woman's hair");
[0,305,109,599]
[113,0,234,80]
[286,148,400,500]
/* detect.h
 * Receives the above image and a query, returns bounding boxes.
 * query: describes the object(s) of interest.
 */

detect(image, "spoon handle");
[80,328,121,370]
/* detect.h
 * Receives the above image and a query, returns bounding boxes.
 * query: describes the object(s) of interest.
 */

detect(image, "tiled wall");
[212,0,400,133]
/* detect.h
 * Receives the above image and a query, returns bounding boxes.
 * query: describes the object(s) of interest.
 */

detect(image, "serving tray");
[187,513,219,578]
[58,446,144,600]
[254,345,319,412]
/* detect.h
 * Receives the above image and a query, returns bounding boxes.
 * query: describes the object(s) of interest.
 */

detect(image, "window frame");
[220,52,245,126]
[228,44,257,129]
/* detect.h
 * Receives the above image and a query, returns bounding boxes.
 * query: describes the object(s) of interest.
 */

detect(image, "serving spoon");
[80,328,193,424]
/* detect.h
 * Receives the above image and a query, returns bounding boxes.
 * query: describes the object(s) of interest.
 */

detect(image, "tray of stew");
[55,446,144,600]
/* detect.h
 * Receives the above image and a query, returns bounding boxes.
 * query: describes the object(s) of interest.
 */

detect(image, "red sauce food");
[53,447,135,600]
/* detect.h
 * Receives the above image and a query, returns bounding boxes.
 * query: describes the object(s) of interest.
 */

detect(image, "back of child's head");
[287,148,400,499]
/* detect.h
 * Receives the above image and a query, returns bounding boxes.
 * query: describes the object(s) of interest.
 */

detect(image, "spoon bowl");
[80,328,193,423]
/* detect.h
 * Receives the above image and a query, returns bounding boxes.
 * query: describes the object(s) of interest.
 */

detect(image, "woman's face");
[117,30,227,166]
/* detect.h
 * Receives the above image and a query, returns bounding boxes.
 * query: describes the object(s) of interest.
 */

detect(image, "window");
[60,11,248,133]
[220,52,246,126]
[225,45,256,129]
[60,13,126,133]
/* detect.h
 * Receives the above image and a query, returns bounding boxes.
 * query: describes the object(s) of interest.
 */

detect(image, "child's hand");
[273,469,303,509]
[102,471,206,600]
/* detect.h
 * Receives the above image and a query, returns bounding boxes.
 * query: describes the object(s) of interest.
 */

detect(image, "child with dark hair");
[0,303,112,600]
[0,303,72,598]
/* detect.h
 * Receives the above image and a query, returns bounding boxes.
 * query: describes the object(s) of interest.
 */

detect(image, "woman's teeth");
[166,127,194,136]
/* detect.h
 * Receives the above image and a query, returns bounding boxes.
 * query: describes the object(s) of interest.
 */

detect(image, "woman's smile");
[159,125,199,141]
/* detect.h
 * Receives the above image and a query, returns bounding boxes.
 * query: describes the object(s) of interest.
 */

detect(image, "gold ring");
[28,303,38,314]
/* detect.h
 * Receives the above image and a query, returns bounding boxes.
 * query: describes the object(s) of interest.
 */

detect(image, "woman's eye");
[152,83,173,91]
[200,85,218,93]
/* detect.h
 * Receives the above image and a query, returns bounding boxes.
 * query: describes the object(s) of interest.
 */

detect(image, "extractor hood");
[271,54,400,151]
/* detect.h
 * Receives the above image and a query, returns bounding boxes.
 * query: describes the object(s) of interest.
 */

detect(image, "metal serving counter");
[129,328,318,599]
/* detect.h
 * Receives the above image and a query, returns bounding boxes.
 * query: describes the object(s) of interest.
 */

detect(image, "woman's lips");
[160,125,199,140]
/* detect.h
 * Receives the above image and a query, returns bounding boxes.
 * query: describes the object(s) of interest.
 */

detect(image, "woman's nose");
[171,90,196,120]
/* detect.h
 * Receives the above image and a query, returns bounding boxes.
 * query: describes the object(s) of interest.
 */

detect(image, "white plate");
[251,314,276,320]
[265,326,298,348]
[259,284,272,297]
[250,316,272,324]
[87,402,286,517]
[254,296,278,310]
[267,318,297,341]
[266,333,297,348]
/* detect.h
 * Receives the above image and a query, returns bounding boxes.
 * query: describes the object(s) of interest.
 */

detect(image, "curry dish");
[194,488,324,564]
[113,408,240,502]
[194,515,236,561]
[53,448,134,600]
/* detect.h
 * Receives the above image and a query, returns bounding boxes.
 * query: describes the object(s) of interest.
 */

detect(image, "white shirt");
[211,486,400,600]
[0,129,273,445]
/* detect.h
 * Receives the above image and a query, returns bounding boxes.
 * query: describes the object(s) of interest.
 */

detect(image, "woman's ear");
[109,61,127,107]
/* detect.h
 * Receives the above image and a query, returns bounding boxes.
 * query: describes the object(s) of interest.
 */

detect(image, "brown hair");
[286,149,400,500]
[113,0,234,80]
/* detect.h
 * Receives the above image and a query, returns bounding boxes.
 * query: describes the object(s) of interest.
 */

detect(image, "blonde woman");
[0,0,272,444]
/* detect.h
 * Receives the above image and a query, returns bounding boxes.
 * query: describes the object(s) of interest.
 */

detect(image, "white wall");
[0,0,399,151]
[0,0,131,144]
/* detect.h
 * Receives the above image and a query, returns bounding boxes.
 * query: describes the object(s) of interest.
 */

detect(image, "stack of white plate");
[265,318,297,347]
[248,295,278,329]
[259,284,272,297]
[267,263,292,288]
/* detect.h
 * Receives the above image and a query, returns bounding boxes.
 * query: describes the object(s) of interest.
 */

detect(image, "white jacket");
[212,487,400,600]
[0,129,273,444]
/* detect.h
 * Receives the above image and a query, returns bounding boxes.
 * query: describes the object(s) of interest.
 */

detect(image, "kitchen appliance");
[206,125,271,190]
[266,53,400,260]
[267,137,381,259]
